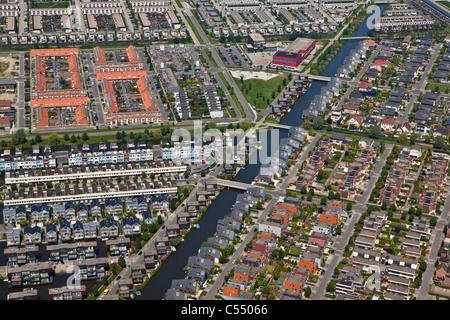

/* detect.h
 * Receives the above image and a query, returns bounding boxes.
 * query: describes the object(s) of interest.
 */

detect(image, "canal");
[0,5,383,300]
[137,6,382,300]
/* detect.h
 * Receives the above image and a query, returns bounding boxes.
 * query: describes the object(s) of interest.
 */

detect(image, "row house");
[49,286,86,300]
[67,146,153,167]
[187,268,208,284]
[75,258,109,280]
[8,262,54,287]
[217,219,241,233]
[23,226,41,245]
[4,246,38,268]
[298,252,321,274]
[150,195,169,213]
[7,289,38,300]
[350,247,381,271]
[0,153,56,172]
[335,269,366,297]
[6,227,21,247]
[47,242,97,261]
[125,196,148,214]
[308,231,329,248]
[170,279,199,296]
[186,256,215,273]
[198,247,222,264]
[99,219,120,239]
[2,205,27,224]
[206,236,229,250]
[131,264,147,284]
[155,236,171,256]
[106,237,130,256]
[104,198,123,216]
[166,223,180,239]
[122,216,142,236]
[118,278,134,300]
[143,247,159,270]
[30,204,50,223]
[354,229,378,250]
[418,156,449,214]
[177,212,190,230]
[46,224,58,244]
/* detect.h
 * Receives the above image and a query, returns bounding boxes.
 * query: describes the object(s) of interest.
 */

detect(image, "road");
[175,2,256,122]
[310,143,394,299]
[82,51,106,129]
[396,43,442,125]
[329,44,384,116]
[201,133,324,299]
[415,181,450,300]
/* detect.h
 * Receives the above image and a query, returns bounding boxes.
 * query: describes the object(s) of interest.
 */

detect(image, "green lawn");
[30,1,70,8]
[218,72,246,118]
[234,74,288,109]
[183,13,205,45]
[426,80,450,93]
[438,1,450,9]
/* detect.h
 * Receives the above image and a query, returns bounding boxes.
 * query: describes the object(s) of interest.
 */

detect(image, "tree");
[48,132,60,147]
[398,133,408,145]
[70,135,77,143]
[346,202,352,211]
[312,116,325,130]
[302,119,312,130]
[326,282,335,293]
[36,134,43,143]
[415,207,422,217]
[434,135,446,149]
[118,256,126,268]
[300,186,307,194]
[91,285,99,297]
[82,132,89,141]
[12,129,26,145]
[303,286,312,298]
[328,190,334,200]
[240,121,252,132]
[368,125,382,139]
[256,202,263,210]
[102,275,109,287]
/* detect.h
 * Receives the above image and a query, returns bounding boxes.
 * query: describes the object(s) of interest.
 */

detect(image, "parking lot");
[217,45,249,69]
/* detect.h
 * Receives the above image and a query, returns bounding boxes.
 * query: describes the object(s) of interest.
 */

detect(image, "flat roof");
[249,33,264,42]
[285,37,315,53]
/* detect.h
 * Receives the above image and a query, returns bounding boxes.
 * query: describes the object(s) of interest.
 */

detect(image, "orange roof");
[105,80,119,113]
[136,77,156,111]
[363,39,377,47]
[36,73,47,91]
[95,47,107,64]
[126,45,140,63]
[96,71,147,81]
[32,97,88,108]
[0,115,10,125]
[71,72,83,89]
[75,105,89,126]
[35,56,46,74]
[68,54,79,73]
[358,82,370,88]
[30,48,79,57]
[36,107,49,128]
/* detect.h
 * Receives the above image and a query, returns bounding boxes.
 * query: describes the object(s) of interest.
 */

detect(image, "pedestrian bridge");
[216,179,255,191]
[340,36,370,40]
[299,74,332,82]
[264,123,293,130]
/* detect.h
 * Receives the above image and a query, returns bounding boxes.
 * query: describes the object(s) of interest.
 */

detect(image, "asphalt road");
[310,143,394,299]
